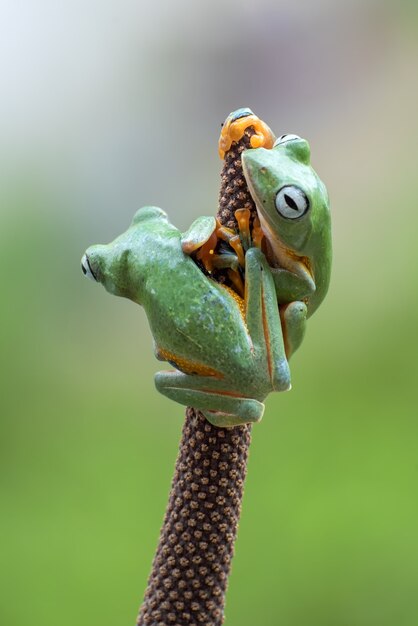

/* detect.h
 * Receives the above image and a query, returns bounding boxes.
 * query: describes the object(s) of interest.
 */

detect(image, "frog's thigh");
[245,249,291,392]
[155,371,264,426]
[280,301,307,358]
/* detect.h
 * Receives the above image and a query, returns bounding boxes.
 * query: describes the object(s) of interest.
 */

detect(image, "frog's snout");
[81,253,97,281]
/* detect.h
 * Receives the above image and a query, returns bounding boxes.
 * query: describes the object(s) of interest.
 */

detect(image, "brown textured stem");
[218,127,258,231]
[137,410,251,625]
[137,128,257,626]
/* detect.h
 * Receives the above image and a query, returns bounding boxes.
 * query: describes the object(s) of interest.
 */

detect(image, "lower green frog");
[82,206,290,427]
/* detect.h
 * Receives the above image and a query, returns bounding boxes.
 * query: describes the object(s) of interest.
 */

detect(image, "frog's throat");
[257,210,314,286]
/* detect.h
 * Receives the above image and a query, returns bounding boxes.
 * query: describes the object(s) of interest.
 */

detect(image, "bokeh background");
[1,1,418,624]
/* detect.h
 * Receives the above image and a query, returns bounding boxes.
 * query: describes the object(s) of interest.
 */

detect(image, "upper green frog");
[241,134,332,318]
[181,121,332,357]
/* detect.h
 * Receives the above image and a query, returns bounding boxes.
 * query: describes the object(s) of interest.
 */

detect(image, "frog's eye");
[275,186,309,219]
[81,254,97,281]
[273,134,302,147]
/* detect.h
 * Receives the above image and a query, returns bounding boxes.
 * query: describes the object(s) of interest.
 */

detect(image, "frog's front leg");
[280,301,307,358]
[245,247,291,392]
[270,266,315,305]
[154,371,265,427]
[269,267,310,357]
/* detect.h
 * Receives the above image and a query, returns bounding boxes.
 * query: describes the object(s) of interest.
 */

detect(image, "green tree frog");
[82,207,290,427]
[241,134,332,355]
[180,128,332,359]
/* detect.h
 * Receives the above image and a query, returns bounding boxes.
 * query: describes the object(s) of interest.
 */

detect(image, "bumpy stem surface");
[137,410,251,625]
[218,128,258,231]
[137,128,257,626]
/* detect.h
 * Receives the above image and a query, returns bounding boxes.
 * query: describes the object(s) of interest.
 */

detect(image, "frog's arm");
[181,216,216,254]
[244,248,290,391]
[154,248,290,427]
[280,301,307,358]
[270,266,315,304]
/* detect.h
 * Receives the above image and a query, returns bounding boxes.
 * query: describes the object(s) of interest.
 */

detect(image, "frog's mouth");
[257,211,314,287]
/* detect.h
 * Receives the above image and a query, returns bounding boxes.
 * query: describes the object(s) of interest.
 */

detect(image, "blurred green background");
[1,1,418,624]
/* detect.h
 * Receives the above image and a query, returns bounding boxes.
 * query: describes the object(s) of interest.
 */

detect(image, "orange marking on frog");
[158,348,223,378]
[218,114,276,160]
[195,231,218,273]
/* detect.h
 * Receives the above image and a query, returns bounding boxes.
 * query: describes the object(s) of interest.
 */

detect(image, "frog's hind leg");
[154,370,264,427]
[245,248,291,392]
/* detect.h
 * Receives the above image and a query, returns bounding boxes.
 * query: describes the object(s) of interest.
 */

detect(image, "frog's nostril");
[81,254,97,281]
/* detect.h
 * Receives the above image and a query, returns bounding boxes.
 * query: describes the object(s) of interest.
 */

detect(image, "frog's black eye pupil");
[284,194,299,211]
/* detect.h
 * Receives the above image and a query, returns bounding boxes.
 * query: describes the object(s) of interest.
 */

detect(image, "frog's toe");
[202,400,264,428]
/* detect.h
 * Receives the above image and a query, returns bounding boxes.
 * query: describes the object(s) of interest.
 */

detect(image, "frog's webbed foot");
[182,215,241,276]
[154,371,264,427]
[181,216,216,255]
[233,208,265,251]
[218,108,276,160]
[181,207,264,294]
[209,209,264,297]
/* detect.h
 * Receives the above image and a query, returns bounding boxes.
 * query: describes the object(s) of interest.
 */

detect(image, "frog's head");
[241,135,330,279]
[81,239,139,302]
[81,206,168,304]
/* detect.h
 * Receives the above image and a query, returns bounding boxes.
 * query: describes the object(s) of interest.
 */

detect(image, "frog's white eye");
[81,254,97,281]
[275,186,309,219]
[273,134,302,147]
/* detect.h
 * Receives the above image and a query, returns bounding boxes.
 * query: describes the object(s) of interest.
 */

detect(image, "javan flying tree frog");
[81,207,290,427]
[241,133,332,356]
[179,112,331,359]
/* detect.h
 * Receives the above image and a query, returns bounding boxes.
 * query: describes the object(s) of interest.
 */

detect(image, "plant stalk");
[137,127,258,626]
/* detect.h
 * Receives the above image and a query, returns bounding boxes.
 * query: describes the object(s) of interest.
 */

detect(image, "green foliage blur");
[1,2,418,624]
